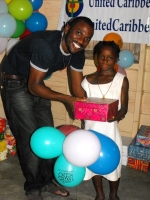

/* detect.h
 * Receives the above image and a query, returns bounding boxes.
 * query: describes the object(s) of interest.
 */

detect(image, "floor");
[0,154,149,200]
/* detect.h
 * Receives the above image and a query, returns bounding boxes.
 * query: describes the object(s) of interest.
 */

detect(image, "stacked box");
[136,125,150,148]
[128,137,150,161]
[127,157,149,172]
[74,97,118,122]
[121,136,132,166]
[128,133,150,172]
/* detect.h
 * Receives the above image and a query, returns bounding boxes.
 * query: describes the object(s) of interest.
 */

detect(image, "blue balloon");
[88,130,120,175]
[54,154,86,188]
[29,0,43,11]
[117,50,134,68]
[30,126,66,159]
[25,13,48,32]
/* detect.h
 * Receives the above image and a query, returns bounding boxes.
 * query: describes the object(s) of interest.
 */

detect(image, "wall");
[0,0,149,138]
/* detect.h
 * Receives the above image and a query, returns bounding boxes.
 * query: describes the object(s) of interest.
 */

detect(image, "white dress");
[81,72,125,181]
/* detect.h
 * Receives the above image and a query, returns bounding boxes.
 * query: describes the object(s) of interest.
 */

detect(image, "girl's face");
[97,46,118,71]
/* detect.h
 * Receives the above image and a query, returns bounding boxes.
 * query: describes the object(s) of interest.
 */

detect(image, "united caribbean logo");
[66,0,84,17]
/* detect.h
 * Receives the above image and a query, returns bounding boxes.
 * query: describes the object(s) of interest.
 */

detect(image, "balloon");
[5,0,12,3]
[88,130,120,175]
[11,19,26,38]
[54,154,86,187]
[117,50,134,68]
[117,65,127,76]
[8,0,33,20]
[0,13,16,38]
[0,37,8,54]
[44,74,52,80]
[63,130,101,167]
[57,124,80,136]
[0,0,8,14]
[6,38,19,55]
[20,28,32,40]
[25,13,48,32]
[29,0,43,11]
[30,126,66,159]
[103,32,123,49]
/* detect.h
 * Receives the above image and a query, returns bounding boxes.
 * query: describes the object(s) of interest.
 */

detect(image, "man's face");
[64,21,94,54]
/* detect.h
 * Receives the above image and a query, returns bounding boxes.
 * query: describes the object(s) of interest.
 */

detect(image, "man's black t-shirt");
[2,30,85,79]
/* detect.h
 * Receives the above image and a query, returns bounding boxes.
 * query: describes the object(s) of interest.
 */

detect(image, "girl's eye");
[108,57,114,60]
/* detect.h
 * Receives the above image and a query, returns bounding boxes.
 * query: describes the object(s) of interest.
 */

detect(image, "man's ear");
[64,23,70,34]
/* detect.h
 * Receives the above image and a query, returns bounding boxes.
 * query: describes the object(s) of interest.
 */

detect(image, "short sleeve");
[30,39,54,71]
[70,50,85,71]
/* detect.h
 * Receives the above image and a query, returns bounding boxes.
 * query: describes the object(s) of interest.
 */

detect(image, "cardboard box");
[127,157,150,172]
[136,125,150,148]
[74,97,118,122]
[122,156,128,166]
[128,137,150,161]
[122,136,132,157]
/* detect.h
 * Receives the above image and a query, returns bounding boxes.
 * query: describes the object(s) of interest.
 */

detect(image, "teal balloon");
[54,154,86,188]
[30,126,66,159]
[117,50,134,68]
[88,130,120,175]
[44,74,52,80]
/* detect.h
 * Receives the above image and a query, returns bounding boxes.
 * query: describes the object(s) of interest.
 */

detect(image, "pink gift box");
[74,97,118,122]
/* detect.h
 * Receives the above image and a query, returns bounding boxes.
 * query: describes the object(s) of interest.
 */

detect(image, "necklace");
[62,53,72,69]
[97,74,114,99]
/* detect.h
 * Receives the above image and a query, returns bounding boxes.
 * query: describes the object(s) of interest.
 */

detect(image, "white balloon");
[0,0,8,14]
[6,38,20,55]
[0,37,8,54]
[63,129,101,167]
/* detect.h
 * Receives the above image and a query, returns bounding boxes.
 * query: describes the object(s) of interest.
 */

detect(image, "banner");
[57,0,150,44]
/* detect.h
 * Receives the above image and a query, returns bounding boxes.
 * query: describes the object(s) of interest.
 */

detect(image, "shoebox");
[136,125,150,148]
[0,149,8,161]
[128,136,150,161]
[0,139,7,152]
[74,97,118,122]
[0,118,6,133]
[122,156,128,166]
[127,157,150,172]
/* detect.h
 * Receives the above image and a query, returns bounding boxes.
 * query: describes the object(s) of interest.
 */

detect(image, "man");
[0,16,94,200]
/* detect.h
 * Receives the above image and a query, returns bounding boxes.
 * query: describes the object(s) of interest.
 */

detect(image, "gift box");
[0,149,8,161]
[0,133,4,141]
[0,118,6,133]
[128,136,150,161]
[127,157,150,172]
[136,125,150,148]
[74,97,118,122]
[0,139,7,152]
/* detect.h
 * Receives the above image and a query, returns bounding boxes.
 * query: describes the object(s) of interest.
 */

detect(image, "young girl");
[82,41,129,200]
